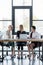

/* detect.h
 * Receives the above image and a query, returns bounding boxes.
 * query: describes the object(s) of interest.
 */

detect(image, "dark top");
[17,31,27,45]
[17,31,26,39]
[30,32,33,38]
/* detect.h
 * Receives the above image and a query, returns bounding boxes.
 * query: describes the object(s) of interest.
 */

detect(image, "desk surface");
[0,39,43,42]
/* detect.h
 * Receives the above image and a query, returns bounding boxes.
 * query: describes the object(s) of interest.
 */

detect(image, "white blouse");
[27,32,41,44]
[29,31,41,39]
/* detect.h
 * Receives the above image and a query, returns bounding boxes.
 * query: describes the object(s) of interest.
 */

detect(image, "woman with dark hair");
[27,26,41,59]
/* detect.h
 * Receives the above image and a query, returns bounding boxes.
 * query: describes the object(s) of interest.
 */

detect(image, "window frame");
[12,6,32,34]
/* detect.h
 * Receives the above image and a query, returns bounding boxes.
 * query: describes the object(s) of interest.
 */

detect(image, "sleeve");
[6,31,10,39]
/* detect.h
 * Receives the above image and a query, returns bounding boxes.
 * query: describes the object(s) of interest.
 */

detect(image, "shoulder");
[29,32,31,34]
[17,31,20,33]
[23,31,26,33]
[35,32,40,37]
[35,32,39,34]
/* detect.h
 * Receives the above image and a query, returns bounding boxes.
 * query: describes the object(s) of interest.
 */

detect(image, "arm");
[28,32,31,39]
[6,31,10,38]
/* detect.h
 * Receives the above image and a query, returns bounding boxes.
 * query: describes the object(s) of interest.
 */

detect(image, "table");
[0,39,43,42]
[0,39,43,62]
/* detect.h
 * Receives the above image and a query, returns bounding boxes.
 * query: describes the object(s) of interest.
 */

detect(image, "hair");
[8,25,13,29]
[31,26,36,30]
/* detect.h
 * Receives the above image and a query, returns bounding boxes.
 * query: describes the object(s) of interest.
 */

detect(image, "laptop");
[20,34,27,39]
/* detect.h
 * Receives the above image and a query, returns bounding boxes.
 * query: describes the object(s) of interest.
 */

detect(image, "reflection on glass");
[33,0,43,20]
[13,0,32,6]
[0,0,12,20]
[33,21,43,35]
[15,9,30,32]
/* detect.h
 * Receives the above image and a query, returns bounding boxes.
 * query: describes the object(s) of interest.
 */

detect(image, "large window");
[33,0,43,20]
[33,0,43,35]
[13,0,32,33]
[0,0,43,55]
[33,21,43,35]
[13,0,32,6]
[15,9,30,32]
[0,0,12,56]
[0,1,43,35]
[0,0,12,32]
[0,21,11,32]
[0,0,12,20]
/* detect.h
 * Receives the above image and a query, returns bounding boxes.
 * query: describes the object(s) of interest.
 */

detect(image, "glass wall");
[0,0,12,20]
[33,0,43,35]
[0,0,12,32]
[0,0,43,34]
[33,0,43,20]
[13,0,32,6]
[0,0,12,55]
[13,0,32,32]
[15,9,30,32]
[0,21,11,32]
[33,21,43,35]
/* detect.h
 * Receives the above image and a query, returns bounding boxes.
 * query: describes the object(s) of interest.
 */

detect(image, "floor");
[0,55,43,65]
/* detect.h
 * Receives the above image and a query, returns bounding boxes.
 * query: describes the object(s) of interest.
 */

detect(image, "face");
[8,26,13,31]
[19,26,23,31]
[31,27,35,32]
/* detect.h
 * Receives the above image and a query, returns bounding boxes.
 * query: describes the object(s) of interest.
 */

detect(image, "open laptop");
[20,34,27,39]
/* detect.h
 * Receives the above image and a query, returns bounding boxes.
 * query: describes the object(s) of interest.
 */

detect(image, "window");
[0,0,12,55]
[13,0,32,6]
[33,21,43,35]
[33,0,43,20]
[0,21,11,32]
[0,0,12,20]
[15,9,30,32]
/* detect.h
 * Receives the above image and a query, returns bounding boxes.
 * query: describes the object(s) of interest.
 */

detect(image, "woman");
[27,26,41,59]
[16,25,26,59]
[6,25,15,58]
